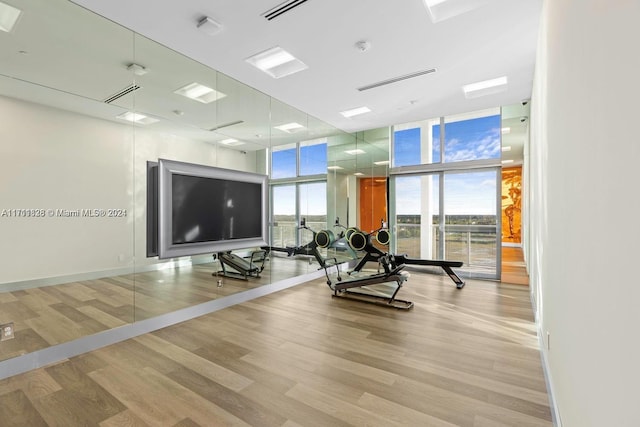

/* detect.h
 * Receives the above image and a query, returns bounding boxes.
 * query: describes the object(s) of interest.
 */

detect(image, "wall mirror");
[0,0,351,365]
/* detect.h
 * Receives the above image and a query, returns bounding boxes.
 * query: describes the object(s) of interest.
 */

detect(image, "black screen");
[171,174,262,245]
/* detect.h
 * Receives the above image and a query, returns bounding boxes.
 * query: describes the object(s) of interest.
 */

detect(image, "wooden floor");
[501,246,529,286]
[0,266,552,426]
[0,256,317,361]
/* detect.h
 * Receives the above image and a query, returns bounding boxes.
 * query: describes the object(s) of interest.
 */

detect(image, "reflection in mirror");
[354,128,390,235]
[0,0,349,368]
[268,100,342,277]
[0,0,136,361]
[500,103,527,247]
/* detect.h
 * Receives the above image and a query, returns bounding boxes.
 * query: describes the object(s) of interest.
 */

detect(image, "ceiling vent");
[357,68,437,91]
[262,0,309,21]
[208,120,244,131]
[103,84,141,103]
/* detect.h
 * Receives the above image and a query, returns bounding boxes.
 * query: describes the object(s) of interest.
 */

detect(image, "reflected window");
[272,185,297,247]
[272,143,296,179]
[300,140,327,176]
[299,181,327,235]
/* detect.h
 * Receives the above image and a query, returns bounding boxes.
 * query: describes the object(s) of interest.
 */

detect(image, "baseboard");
[535,318,563,426]
[0,267,327,380]
[0,256,215,292]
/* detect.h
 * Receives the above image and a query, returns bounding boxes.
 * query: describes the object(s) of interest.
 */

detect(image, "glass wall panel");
[0,0,136,360]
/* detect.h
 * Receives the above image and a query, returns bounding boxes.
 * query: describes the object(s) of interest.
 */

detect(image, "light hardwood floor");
[0,265,551,426]
[0,256,318,361]
[501,246,529,286]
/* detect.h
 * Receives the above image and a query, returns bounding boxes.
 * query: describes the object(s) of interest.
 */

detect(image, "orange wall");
[359,177,387,233]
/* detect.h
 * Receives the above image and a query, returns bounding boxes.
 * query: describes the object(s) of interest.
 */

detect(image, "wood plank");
[0,389,48,427]
[0,261,551,426]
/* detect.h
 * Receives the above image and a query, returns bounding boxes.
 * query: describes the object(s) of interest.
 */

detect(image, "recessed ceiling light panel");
[274,122,305,133]
[502,146,512,152]
[423,0,491,23]
[340,106,371,118]
[220,138,245,146]
[246,46,308,79]
[0,1,21,33]
[174,82,226,104]
[327,166,344,170]
[462,76,508,99]
[116,112,159,125]
[345,149,365,155]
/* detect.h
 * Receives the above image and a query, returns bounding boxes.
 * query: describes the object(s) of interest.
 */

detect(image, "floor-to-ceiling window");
[390,108,502,279]
[270,139,327,248]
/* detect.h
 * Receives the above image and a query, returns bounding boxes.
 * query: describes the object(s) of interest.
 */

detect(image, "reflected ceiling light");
[462,76,508,99]
[374,160,390,165]
[246,46,308,79]
[340,106,371,118]
[345,149,365,155]
[274,122,305,133]
[0,1,21,33]
[501,159,514,164]
[197,16,223,36]
[174,82,226,104]
[116,112,159,125]
[502,146,512,152]
[501,127,511,134]
[220,138,245,146]
[327,166,343,170]
[422,0,491,24]
[354,172,364,176]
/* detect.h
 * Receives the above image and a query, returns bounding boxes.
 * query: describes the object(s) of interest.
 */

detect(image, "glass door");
[391,168,500,280]
[443,169,500,279]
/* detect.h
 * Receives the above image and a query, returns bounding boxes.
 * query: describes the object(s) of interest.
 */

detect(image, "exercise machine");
[344,220,466,289]
[213,249,267,280]
[322,254,413,309]
[312,218,411,309]
[265,218,356,268]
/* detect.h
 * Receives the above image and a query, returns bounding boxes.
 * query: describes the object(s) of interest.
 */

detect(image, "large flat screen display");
[157,159,268,259]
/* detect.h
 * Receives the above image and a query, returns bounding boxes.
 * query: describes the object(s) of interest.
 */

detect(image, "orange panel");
[359,177,387,233]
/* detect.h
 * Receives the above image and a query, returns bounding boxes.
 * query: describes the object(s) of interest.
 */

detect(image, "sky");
[272,114,501,217]
[394,115,500,216]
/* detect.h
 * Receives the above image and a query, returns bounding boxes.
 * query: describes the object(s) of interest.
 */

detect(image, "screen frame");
[157,158,269,259]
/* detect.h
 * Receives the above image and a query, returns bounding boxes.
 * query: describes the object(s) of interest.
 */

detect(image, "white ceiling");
[70,0,542,134]
[0,0,535,165]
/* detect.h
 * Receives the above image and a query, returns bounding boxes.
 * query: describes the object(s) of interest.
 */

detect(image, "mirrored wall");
[0,0,374,364]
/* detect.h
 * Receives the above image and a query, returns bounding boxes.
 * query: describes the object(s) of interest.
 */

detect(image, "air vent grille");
[357,69,437,91]
[262,0,309,21]
[103,84,141,103]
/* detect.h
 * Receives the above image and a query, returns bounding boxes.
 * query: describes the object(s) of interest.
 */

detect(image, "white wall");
[528,1,640,425]
[0,96,258,284]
